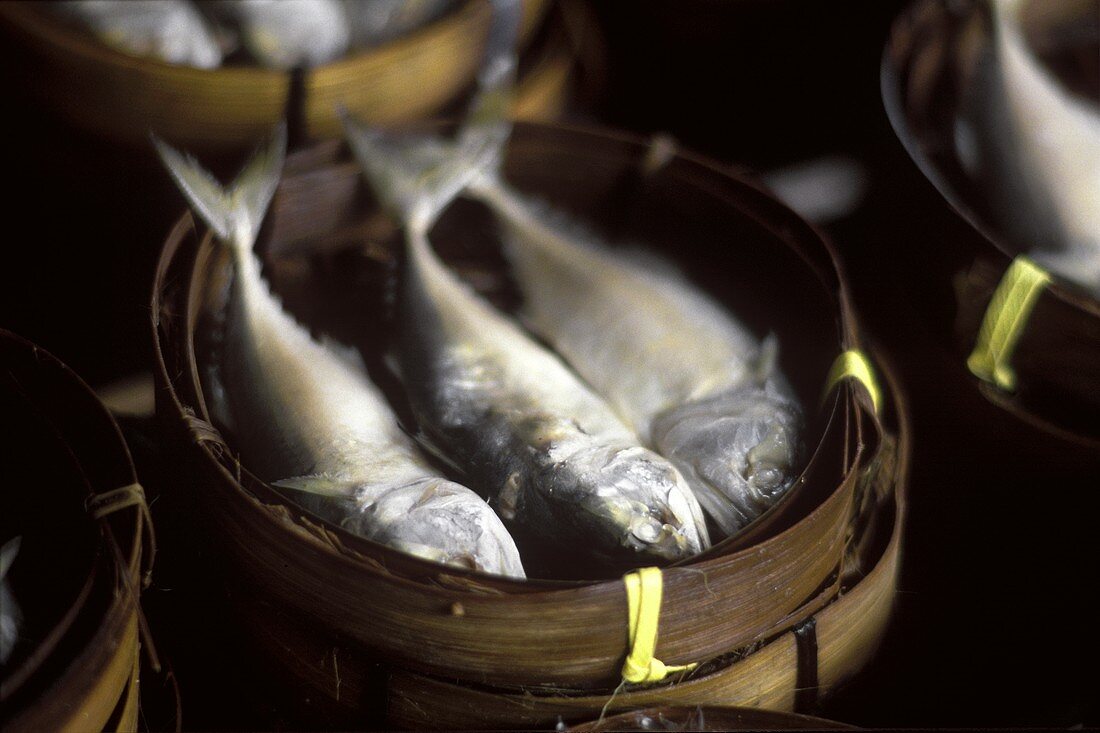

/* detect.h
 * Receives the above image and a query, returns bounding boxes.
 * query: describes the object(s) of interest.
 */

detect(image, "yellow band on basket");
[967,256,1050,392]
[621,567,696,684]
[824,350,882,415]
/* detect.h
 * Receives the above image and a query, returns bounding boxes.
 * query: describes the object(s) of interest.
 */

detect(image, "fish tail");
[340,0,521,232]
[152,123,287,250]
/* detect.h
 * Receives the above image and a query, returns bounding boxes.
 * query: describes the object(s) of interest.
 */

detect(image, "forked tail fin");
[340,0,521,232]
[152,124,287,249]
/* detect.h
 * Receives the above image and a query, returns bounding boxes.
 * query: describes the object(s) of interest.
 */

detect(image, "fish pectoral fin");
[271,473,352,498]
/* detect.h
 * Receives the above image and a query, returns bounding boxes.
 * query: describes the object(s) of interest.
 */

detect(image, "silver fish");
[467,176,804,538]
[154,126,524,578]
[1,537,21,665]
[342,0,455,50]
[200,0,350,69]
[342,120,710,569]
[958,0,1100,297]
[50,0,223,68]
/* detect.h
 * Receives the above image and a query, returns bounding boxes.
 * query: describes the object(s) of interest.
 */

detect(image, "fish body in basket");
[344,122,711,571]
[154,127,525,578]
[49,0,223,68]
[960,0,1100,297]
[343,110,805,539]
[200,0,350,69]
[342,0,455,50]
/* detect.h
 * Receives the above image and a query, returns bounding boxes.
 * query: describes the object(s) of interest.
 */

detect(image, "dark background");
[2,1,1098,729]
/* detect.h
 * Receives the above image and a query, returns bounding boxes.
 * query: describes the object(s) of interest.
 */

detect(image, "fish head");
[650,384,803,537]
[343,479,526,579]
[535,442,710,564]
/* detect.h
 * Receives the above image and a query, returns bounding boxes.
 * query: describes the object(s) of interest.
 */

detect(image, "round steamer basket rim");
[0,329,149,732]
[150,122,885,687]
[158,222,863,596]
[881,0,1100,319]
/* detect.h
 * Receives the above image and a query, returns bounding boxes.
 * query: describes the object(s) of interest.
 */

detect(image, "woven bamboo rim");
[882,0,1100,446]
[0,330,152,733]
[566,705,856,731]
[385,346,905,728]
[0,0,550,151]
[151,123,884,694]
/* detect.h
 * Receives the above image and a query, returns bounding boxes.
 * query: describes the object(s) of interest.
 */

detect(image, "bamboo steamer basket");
[150,124,895,717]
[0,330,154,733]
[882,0,1100,446]
[567,705,855,731]
[0,0,550,151]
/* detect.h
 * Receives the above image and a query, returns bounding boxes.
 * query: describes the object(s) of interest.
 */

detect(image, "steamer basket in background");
[882,0,1100,446]
[150,124,903,726]
[0,330,155,733]
[0,0,552,151]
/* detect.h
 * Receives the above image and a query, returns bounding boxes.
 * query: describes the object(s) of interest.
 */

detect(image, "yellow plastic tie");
[824,350,882,415]
[967,256,1051,392]
[621,567,696,684]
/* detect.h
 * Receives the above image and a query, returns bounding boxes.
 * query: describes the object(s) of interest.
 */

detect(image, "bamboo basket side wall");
[0,331,148,733]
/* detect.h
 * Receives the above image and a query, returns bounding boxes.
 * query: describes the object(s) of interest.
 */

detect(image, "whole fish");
[342,0,455,50]
[1,537,21,665]
[50,0,223,69]
[958,0,1100,297]
[154,126,524,578]
[342,120,710,570]
[199,0,349,69]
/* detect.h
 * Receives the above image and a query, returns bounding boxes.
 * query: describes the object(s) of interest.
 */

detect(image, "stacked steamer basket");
[0,331,155,733]
[883,0,1100,444]
[875,0,1100,722]
[0,0,576,152]
[151,123,909,729]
